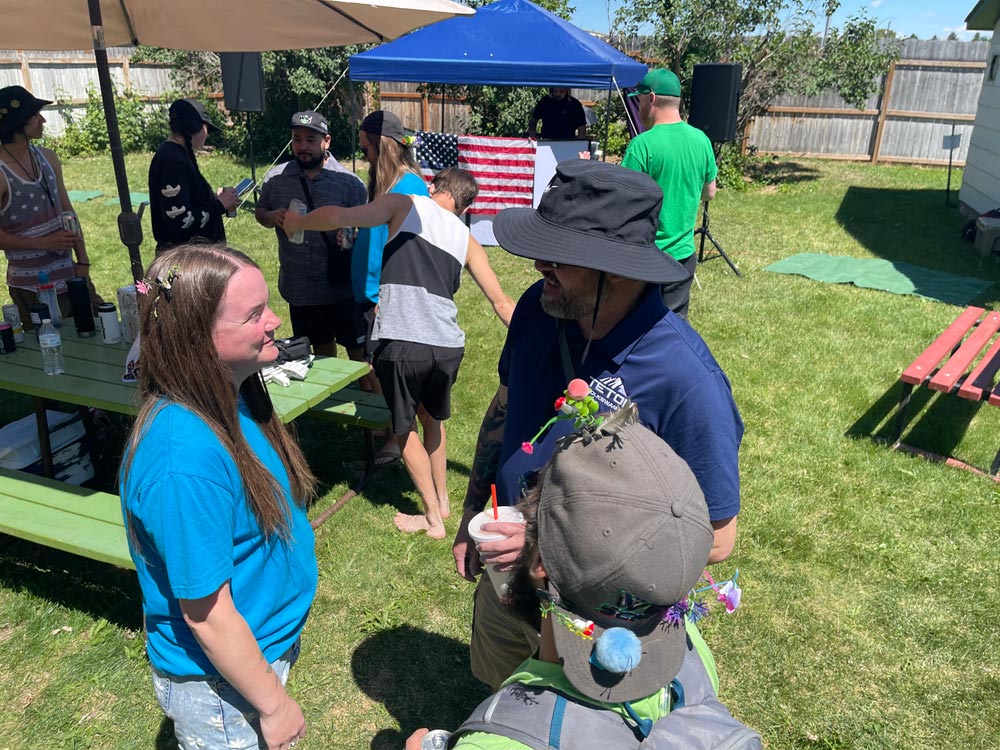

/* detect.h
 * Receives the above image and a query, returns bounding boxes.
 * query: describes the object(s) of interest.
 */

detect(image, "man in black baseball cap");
[452,160,744,690]
[255,109,368,363]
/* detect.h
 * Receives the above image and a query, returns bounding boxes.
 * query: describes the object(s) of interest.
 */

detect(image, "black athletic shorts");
[289,300,367,350]
[373,340,464,435]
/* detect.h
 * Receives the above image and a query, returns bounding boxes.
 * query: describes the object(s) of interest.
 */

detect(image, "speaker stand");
[694,200,741,276]
[247,112,259,204]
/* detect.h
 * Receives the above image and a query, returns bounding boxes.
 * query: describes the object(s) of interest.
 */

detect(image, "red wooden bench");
[892,306,1000,474]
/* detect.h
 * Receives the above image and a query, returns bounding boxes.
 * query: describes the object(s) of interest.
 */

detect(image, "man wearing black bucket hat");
[410,416,759,750]
[148,98,238,252]
[451,160,744,690]
[0,85,95,329]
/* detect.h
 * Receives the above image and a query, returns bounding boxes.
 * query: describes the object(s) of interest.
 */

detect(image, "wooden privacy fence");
[0,48,199,136]
[745,39,988,167]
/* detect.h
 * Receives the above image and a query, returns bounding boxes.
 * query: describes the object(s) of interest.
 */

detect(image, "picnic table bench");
[305,385,391,528]
[0,467,133,569]
[892,305,1000,474]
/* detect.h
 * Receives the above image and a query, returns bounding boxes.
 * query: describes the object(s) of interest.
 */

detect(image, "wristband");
[75,261,91,266]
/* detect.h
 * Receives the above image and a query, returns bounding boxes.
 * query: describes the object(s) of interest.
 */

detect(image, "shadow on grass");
[846,379,984,462]
[154,718,175,750]
[352,625,489,750]
[747,158,822,186]
[0,537,141,629]
[298,420,471,516]
[835,186,1000,308]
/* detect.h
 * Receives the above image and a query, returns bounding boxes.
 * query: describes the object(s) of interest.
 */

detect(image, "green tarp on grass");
[103,192,149,207]
[764,253,993,307]
[66,190,103,202]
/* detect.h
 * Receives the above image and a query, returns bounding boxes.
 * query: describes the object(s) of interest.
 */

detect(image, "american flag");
[458,135,535,216]
[417,132,459,181]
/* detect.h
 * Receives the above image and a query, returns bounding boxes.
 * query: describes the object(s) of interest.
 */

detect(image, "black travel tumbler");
[66,276,96,337]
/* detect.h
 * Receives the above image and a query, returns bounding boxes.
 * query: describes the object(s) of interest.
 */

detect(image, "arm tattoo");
[464,391,508,512]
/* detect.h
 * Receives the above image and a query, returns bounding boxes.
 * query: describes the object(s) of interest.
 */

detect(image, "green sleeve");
[621,138,644,173]
[685,620,719,693]
[453,732,531,750]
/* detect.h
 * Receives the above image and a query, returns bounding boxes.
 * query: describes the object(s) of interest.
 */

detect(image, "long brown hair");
[121,244,316,539]
[367,134,422,202]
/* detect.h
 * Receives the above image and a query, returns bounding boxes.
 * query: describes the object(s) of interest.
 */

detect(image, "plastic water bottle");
[37,271,62,328]
[39,319,65,375]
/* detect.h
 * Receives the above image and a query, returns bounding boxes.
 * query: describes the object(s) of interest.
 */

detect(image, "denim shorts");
[151,639,301,750]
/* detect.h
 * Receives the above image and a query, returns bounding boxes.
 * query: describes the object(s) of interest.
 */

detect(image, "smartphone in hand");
[235,178,255,196]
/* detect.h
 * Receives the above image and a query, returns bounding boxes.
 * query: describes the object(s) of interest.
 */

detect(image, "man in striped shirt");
[284,168,514,539]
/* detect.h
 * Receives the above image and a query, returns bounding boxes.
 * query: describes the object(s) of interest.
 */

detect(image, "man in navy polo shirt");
[451,160,744,690]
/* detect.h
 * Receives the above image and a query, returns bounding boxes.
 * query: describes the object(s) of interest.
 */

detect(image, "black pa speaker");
[688,63,742,143]
[220,52,266,113]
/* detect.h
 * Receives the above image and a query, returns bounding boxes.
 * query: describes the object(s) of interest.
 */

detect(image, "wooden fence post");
[19,51,32,92]
[871,59,897,164]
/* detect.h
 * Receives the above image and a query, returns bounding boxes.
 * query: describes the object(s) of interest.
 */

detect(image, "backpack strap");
[450,683,646,750]
[450,644,762,750]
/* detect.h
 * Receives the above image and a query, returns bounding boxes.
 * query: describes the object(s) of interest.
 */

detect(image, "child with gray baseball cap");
[407,402,759,749]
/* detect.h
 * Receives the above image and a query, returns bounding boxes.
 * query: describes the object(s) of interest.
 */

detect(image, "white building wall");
[960,22,1000,215]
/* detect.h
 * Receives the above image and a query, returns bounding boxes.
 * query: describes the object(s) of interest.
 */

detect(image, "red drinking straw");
[490,484,499,520]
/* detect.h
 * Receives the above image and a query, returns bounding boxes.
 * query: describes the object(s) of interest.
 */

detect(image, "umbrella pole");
[87,0,144,282]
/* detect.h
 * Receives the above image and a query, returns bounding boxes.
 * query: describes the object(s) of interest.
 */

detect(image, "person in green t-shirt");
[406,409,754,750]
[622,69,718,321]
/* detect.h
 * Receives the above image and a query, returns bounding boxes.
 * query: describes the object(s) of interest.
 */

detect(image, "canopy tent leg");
[600,78,614,160]
[87,0,144,282]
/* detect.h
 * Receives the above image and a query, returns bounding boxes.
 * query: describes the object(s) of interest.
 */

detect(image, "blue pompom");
[593,628,642,674]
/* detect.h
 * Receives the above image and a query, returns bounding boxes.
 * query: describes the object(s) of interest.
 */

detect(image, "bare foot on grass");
[394,512,446,539]
[438,496,451,520]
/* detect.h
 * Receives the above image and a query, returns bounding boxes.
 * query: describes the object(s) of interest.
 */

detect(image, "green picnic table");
[0,327,370,566]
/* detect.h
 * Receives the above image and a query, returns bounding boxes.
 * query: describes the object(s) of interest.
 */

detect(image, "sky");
[571,0,986,41]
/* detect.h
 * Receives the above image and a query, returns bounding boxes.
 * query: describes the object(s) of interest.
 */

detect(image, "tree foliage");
[133,45,365,161]
[613,0,898,137]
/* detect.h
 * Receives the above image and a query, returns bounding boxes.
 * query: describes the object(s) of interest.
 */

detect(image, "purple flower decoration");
[662,599,689,627]
[136,279,151,295]
[688,599,710,623]
[717,580,742,613]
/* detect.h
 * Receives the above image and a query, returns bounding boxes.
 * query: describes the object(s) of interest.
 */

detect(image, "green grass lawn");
[1,152,999,750]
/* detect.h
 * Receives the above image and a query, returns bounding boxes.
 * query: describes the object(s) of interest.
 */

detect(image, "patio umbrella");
[0,0,474,281]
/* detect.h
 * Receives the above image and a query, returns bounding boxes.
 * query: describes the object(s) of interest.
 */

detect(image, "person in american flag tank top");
[0,85,96,330]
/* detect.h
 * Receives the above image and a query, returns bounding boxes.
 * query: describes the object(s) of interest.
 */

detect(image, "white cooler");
[0,410,94,485]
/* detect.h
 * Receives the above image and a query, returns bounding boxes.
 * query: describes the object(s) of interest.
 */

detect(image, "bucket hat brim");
[493,207,691,286]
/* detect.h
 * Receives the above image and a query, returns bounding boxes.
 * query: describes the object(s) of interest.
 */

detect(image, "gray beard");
[539,292,594,321]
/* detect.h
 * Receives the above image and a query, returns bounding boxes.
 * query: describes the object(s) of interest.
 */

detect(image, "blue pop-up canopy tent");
[349,0,646,89]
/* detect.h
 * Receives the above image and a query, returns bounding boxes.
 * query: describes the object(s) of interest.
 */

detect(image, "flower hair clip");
[401,134,418,148]
[661,569,742,627]
[136,265,181,318]
[521,378,603,454]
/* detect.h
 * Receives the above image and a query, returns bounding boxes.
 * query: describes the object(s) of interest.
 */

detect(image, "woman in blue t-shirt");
[352,109,430,308]
[353,110,430,465]
[120,245,317,750]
